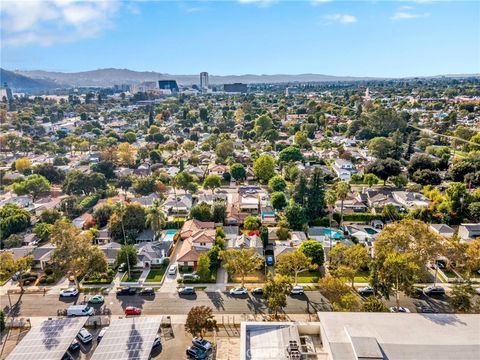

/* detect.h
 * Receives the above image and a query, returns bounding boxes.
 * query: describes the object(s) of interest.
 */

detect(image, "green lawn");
[145,266,167,282]
[296,270,322,283]
[354,270,370,283]
[121,271,142,282]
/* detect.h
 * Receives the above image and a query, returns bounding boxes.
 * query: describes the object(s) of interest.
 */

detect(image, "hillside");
[0,68,58,92]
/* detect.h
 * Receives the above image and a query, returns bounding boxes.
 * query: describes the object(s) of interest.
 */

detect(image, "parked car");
[61,353,73,360]
[178,287,196,295]
[186,345,209,360]
[419,305,437,313]
[152,335,161,349]
[229,287,247,295]
[67,305,94,317]
[139,288,155,296]
[357,286,374,297]
[124,306,142,316]
[97,327,108,342]
[88,295,104,304]
[183,273,200,281]
[118,263,127,272]
[69,339,80,351]
[12,271,21,281]
[77,328,93,343]
[266,255,274,266]
[423,285,445,296]
[59,288,79,297]
[291,285,304,295]
[116,287,137,296]
[251,287,263,295]
[192,337,212,352]
[168,264,178,275]
[389,306,411,313]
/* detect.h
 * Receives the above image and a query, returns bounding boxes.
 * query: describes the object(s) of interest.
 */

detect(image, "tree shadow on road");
[205,291,225,311]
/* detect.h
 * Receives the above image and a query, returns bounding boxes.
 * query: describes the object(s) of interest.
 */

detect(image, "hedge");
[333,213,383,223]
[78,193,101,212]
[165,220,185,229]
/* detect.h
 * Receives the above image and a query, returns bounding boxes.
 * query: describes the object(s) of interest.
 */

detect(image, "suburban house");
[226,186,268,224]
[176,220,216,267]
[130,193,160,207]
[392,191,431,209]
[135,228,156,243]
[208,163,229,176]
[227,234,263,255]
[334,195,368,214]
[135,241,172,268]
[429,224,455,239]
[100,242,122,265]
[364,189,403,213]
[331,159,357,181]
[163,193,192,220]
[458,223,480,243]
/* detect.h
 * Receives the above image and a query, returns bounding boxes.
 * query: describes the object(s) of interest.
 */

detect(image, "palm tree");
[335,181,350,229]
[147,199,166,240]
[325,189,337,228]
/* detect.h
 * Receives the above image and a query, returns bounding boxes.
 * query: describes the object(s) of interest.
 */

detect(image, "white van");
[67,305,94,317]
[168,264,177,276]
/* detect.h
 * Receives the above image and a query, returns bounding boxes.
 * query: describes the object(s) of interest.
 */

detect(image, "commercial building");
[200,72,209,90]
[241,313,480,360]
[224,83,247,93]
[158,80,179,92]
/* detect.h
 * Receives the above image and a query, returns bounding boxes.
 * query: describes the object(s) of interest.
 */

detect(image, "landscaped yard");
[145,266,168,282]
[230,270,266,283]
[354,270,370,282]
[296,270,322,283]
[121,270,142,282]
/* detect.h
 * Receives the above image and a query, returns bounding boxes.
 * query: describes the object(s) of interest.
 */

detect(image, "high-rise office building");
[200,72,209,90]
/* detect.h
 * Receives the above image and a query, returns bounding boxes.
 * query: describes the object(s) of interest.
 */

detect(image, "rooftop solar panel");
[7,317,88,360]
[91,316,162,360]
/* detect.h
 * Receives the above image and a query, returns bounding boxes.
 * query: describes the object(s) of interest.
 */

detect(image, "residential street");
[2,291,331,317]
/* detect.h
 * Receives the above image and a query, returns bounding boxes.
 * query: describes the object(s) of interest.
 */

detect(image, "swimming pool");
[322,228,345,239]
[162,229,178,242]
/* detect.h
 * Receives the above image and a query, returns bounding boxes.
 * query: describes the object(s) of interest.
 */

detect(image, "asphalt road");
[1,291,332,317]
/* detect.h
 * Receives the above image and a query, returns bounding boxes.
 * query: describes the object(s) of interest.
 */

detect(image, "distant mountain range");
[1,67,479,92]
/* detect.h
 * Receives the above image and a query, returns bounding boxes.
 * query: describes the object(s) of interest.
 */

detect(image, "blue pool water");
[163,229,178,242]
[322,228,345,239]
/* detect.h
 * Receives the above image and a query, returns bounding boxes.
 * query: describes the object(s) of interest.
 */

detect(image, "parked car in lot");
[59,288,79,297]
[186,345,209,360]
[192,337,212,352]
[88,295,104,304]
[266,255,274,266]
[139,287,155,296]
[423,285,445,296]
[229,287,247,295]
[357,286,374,297]
[251,287,263,295]
[152,335,161,349]
[97,327,108,342]
[77,328,93,343]
[67,305,94,317]
[124,306,142,316]
[178,287,196,295]
[168,264,177,275]
[69,339,80,351]
[389,306,411,313]
[116,287,137,296]
[291,285,304,295]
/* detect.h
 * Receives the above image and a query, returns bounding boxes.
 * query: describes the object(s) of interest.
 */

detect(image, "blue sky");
[1,0,479,77]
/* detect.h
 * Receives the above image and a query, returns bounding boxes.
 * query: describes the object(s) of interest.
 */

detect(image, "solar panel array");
[91,316,162,360]
[7,317,88,360]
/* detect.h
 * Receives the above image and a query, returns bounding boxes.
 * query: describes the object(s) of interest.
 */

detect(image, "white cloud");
[324,13,357,24]
[237,0,276,7]
[311,0,333,5]
[0,0,120,47]
[391,11,429,20]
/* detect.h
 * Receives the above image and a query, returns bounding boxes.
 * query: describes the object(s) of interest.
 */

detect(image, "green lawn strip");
[145,266,167,282]
[296,270,322,283]
[121,270,142,282]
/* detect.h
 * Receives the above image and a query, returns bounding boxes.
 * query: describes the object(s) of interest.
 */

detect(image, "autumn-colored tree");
[116,142,137,167]
[15,158,32,173]
[185,306,217,337]
[220,248,263,287]
[264,273,293,318]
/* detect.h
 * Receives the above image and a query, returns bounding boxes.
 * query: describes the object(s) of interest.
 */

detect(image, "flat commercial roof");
[91,316,162,360]
[7,317,88,360]
[317,312,480,360]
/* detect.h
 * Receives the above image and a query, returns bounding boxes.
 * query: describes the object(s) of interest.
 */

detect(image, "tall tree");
[253,154,276,183]
[146,200,166,240]
[185,306,217,337]
[275,250,317,285]
[325,189,337,227]
[13,174,51,201]
[305,168,325,221]
[203,174,222,194]
[263,273,293,318]
[220,248,263,287]
[334,181,350,228]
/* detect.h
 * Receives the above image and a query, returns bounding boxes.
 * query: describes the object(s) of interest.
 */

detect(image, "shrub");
[44,268,53,276]
[46,276,55,284]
